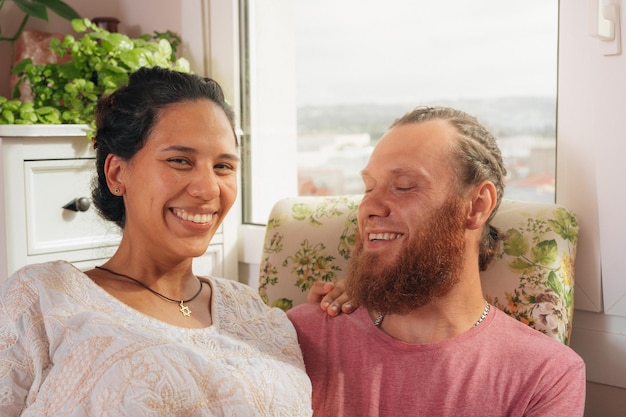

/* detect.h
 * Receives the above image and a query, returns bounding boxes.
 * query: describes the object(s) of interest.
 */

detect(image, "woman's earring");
[114,188,120,194]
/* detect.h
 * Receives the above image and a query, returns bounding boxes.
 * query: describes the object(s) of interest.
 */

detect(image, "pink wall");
[118,0,182,39]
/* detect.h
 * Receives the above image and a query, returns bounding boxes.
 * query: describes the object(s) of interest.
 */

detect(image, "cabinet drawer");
[24,159,121,255]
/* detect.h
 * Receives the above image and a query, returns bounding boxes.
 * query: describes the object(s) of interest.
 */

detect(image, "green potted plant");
[0,18,191,131]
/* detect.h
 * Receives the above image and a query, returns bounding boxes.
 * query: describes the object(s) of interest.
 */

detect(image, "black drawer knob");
[63,197,91,212]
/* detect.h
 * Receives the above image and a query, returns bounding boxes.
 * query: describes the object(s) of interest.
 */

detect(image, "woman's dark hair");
[390,106,508,271]
[92,66,237,229]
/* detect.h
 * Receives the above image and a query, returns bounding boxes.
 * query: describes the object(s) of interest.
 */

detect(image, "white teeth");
[368,233,402,241]
[173,209,211,224]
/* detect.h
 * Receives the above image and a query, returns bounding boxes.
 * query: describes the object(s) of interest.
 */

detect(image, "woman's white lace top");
[0,260,312,416]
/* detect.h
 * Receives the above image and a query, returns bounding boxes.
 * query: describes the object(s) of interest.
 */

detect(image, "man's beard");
[345,197,467,315]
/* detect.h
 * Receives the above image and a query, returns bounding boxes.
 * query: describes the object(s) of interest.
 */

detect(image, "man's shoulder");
[492,309,583,364]
[287,303,363,336]
[287,302,325,323]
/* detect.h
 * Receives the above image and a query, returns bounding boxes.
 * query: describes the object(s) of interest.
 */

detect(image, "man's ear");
[466,180,497,230]
[104,154,126,196]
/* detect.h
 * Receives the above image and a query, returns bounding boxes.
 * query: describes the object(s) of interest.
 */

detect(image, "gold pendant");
[179,301,192,317]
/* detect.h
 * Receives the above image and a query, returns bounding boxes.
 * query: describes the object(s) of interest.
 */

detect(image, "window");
[241,0,558,224]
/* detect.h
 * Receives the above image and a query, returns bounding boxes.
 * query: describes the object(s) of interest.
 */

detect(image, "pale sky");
[295,0,558,106]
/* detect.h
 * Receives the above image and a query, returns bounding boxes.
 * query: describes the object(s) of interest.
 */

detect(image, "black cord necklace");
[95,266,203,317]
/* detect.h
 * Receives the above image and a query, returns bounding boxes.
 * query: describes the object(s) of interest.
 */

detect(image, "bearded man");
[287,106,585,417]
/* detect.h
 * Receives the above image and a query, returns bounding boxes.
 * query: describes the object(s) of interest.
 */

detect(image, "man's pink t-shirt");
[288,304,585,417]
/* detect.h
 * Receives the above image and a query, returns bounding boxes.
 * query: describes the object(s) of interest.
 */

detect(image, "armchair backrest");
[259,195,579,345]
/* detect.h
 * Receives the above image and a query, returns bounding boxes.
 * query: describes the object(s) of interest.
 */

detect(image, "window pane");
[295,0,558,202]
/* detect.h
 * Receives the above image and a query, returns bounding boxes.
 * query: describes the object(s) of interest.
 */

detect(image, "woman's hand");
[307,280,357,316]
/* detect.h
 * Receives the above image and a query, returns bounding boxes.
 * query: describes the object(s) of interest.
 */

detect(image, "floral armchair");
[258,195,579,345]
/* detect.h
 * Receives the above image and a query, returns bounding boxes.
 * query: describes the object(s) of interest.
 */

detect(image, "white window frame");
[227,0,601,313]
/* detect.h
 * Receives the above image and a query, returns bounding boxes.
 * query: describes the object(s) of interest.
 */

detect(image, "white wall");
[559,1,626,415]
[560,0,626,395]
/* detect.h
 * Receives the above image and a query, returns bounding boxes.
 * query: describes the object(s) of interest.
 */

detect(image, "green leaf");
[101,73,129,91]
[564,287,573,307]
[271,298,294,312]
[547,208,579,244]
[39,108,62,123]
[2,100,21,111]
[503,228,529,257]
[11,82,22,99]
[21,111,38,123]
[60,34,76,48]
[530,239,558,266]
[36,106,58,115]
[101,63,128,74]
[547,270,562,295]
[49,37,61,49]
[56,61,82,79]
[1,110,15,124]
[174,58,191,73]
[11,58,33,75]
[100,33,134,53]
[71,18,88,33]
[508,258,535,274]
[19,102,34,111]
[13,0,48,21]
[33,0,81,21]
[291,203,313,221]
[157,38,173,59]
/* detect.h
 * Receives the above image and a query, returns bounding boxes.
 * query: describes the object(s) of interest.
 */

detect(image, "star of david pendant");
[179,301,192,317]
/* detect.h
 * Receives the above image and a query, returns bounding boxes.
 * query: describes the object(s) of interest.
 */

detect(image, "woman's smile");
[171,207,216,225]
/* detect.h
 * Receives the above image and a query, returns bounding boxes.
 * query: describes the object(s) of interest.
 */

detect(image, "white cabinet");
[0,125,228,282]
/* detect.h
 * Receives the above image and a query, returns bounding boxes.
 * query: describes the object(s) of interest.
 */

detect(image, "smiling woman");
[0,67,313,417]
[103,99,238,265]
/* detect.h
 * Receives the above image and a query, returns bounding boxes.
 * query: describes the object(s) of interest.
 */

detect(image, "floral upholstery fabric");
[258,196,578,345]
